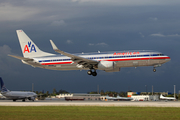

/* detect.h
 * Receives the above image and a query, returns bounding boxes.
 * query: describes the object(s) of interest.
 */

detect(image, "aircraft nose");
[165,56,171,62]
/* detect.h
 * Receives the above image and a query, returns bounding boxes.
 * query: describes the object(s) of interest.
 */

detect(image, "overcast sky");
[0,0,180,93]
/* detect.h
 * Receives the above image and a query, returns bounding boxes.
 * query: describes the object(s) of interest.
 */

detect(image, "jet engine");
[98,61,115,70]
[105,68,120,72]
[28,97,35,101]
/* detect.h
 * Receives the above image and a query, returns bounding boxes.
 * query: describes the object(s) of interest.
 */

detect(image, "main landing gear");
[87,70,97,76]
[153,67,156,72]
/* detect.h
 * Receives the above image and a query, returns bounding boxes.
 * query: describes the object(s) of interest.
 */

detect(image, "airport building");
[54,92,171,101]
[127,92,160,101]
[56,93,73,98]
[127,92,169,97]
[127,92,141,97]
[131,95,159,101]
[56,93,101,101]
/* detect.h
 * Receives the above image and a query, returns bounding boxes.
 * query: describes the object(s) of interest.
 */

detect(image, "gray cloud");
[150,33,165,37]
[70,0,180,6]
[167,34,180,37]
[149,17,158,21]
[150,33,180,37]
[50,20,66,26]
[0,45,21,75]
[0,3,40,21]
[66,40,73,44]
[0,0,180,92]
[139,32,145,38]
[89,42,108,46]
[1,0,180,23]
[0,45,11,55]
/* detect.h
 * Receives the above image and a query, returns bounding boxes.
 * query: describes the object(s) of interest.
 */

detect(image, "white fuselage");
[160,95,176,100]
[23,50,170,71]
[1,91,37,100]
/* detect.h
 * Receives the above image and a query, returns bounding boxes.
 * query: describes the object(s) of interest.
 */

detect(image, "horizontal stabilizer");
[8,55,34,61]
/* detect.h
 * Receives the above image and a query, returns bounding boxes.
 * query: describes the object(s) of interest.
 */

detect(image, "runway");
[0,99,180,107]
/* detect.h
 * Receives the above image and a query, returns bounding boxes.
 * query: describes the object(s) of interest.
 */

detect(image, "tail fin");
[16,30,54,58]
[0,77,9,92]
[160,94,163,98]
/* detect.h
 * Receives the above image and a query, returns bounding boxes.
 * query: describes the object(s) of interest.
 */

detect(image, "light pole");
[32,83,34,92]
[97,85,99,94]
[174,85,176,99]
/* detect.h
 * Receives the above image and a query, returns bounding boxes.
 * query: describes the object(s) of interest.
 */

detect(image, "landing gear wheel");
[92,72,97,76]
[22,99,25,102]
[153,68,156,72]
[13,99,16,102]
[87,70,92,75]
[87,69,97,76]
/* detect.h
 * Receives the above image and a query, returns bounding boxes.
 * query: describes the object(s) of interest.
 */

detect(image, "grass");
[0,106,180,120]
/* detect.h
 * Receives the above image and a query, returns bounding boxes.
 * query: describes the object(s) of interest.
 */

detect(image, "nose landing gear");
[87,70,97,76]
[153,64,161,72]
[153,67,156,72]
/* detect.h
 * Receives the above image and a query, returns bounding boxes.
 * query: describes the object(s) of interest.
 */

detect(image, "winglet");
[50,40,58,50]
[49,40,98,64]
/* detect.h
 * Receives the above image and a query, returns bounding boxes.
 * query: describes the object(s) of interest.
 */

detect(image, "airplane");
[105,95,117,101]
[116,95,133,101]
[0,77,37,102]
[160,94,176,101]
[9,30,171,76]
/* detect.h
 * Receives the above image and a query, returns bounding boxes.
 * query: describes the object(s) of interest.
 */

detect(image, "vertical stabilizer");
[16,30,54,58]
[160,94,163,98]
[0,77,9,92]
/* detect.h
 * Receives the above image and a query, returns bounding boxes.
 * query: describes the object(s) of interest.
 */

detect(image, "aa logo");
[23,41,36,53]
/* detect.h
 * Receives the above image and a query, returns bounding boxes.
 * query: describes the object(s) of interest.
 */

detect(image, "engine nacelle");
[98,61,114,70]
[105,68,120,72]
[28,97,35,100]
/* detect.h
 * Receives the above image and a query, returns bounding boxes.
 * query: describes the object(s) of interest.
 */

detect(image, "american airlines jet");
[9,30,171,76]
[0,77,37,102]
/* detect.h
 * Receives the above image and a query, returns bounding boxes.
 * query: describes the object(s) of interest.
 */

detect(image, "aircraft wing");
[8,55,34,61]
[50,40,98,67]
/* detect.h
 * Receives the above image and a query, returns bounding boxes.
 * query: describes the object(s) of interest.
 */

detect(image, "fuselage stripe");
[41,62,73,65]
[40,56,170,65]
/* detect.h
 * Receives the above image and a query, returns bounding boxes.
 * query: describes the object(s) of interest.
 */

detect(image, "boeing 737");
[105,95,117,101]
[0,77,37,102]
[9,30,171,76]
[105,95,133,101]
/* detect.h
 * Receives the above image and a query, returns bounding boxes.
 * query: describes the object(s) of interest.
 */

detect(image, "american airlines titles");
[113,52,140,55]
